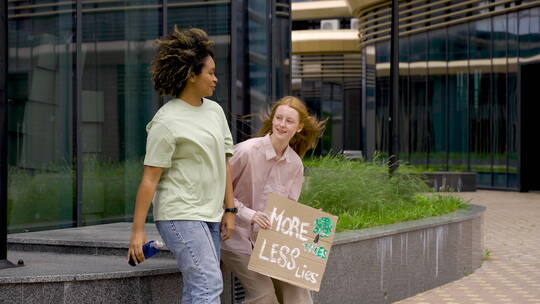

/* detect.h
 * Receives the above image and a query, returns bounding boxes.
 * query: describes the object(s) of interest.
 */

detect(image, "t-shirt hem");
[153,214,223,223]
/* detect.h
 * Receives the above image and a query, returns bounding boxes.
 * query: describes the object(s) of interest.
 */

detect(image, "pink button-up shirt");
[222,134,304,255]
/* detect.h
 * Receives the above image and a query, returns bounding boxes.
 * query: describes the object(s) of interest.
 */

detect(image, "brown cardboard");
[247,193,339,292]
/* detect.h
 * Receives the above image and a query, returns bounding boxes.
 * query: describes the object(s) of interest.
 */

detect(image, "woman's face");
[271,105,302,144]
[192,56,218,97]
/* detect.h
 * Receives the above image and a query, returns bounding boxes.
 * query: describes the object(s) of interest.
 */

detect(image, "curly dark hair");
[150,26,215,97]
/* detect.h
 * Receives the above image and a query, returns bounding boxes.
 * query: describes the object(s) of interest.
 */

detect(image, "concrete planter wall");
[312,204,485,304]
[3,205,484,304]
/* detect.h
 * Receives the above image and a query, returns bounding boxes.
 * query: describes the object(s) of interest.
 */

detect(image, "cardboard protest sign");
[247,193,338,292]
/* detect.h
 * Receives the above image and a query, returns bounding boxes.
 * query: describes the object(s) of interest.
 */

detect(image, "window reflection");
[294,74,360,155]
[469,18,492,186]
[428,29,448,170]
[375,41,389,157]
[507,12,519,188]
[409,32,428,167]
[168,1,231,110]
[81,4,161,224]
[321,80,344,154]
[492,15,508,188]
[399,36,411,163]
[6,0,288,231]
[364,46,377,159]
[369,8,540,189]
[7,3,75,231]
[248,0,270,121]
[518,7,540,60]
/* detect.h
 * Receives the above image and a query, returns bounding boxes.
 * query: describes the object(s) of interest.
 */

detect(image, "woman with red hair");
[222,96,326,304]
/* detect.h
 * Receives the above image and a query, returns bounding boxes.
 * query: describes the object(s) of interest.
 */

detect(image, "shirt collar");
[262,134,292,163]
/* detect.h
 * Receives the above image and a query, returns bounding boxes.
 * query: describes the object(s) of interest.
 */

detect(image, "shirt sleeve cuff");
[143,161,171,168]
[236,199,256,226]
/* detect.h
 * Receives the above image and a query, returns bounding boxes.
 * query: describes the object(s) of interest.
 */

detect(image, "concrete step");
[7,222,172,257]
[2,223,184,304]
[1,250,181,304]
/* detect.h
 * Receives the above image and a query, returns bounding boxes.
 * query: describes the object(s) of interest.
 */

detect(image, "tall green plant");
[300,155,467,232]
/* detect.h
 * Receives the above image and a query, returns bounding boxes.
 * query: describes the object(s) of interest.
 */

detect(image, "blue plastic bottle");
[129,240,164,266]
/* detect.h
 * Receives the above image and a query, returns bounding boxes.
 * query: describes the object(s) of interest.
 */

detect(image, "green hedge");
[300,155,467,232]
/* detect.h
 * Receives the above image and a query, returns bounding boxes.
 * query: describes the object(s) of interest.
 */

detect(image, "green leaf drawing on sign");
[313,217,334,239]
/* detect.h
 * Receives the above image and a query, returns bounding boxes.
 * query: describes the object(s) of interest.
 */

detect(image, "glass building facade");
[4,0,291,232]
[292,70,362,155]
[359,2,540,190]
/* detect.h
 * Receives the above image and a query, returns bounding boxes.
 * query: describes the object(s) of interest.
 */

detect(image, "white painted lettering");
[294,264,319,284]
[270,242,279,263]
[277,245,290,268]
[281,217,292,236]
[270,208,285,231]
[270,208,312,241]
[287,247,300,270]
[299,222,309,241]
[258,239,269,261]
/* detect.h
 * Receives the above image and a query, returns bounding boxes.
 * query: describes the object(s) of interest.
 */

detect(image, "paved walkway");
[396,190,540,304]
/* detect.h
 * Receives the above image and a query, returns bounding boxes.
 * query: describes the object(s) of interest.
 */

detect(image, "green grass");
[8,156,142,231]
[300,155,468,232]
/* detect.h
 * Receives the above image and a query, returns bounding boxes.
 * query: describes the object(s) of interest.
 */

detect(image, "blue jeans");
[156,220,222,304]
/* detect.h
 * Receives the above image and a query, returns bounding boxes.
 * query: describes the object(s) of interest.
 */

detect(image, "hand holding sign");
[252,211,271,229]
[248,193,338,292]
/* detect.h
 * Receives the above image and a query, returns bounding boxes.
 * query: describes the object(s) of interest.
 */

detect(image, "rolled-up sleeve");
[230,146,256,225]
[235,198,256,226]
[219,107,234,157]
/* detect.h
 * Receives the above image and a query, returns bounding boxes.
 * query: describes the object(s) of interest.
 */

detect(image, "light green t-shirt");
[144,98,234,222]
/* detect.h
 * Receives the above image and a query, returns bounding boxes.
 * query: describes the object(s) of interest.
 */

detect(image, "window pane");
[302,79,324,155]
[81,3,161,224]
[375,41,390,157]
[399,36,410,162]
[248,0,269,119]
[492,15,508,188]
[7,3,75,231]
[448,23,468,61]
[518,7,540,61]
[507,12,519,188]
[168,0,232,112]
[343,55,362,151]
[321,79,344,153]
[469,19,492,187]
[409,32,428,167]
[428,28,448,170]
[273,10,291,99]
[364,46,377,158]
[447,24,469,172]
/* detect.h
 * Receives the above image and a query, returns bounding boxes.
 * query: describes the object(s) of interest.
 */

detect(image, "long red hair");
[257,96,326,158]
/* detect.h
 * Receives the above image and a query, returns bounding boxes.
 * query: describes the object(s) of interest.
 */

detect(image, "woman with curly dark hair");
[127,26,236,304]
